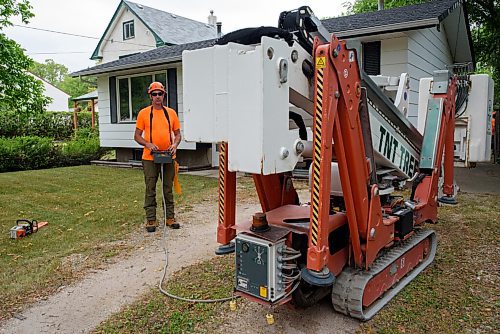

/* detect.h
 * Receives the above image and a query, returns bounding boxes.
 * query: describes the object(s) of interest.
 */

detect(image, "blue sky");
[4,0,349,72]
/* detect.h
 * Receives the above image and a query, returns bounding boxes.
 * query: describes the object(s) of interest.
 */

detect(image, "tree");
[0,0,49,114]
[345,0,425,13]
[59,76,96,106]
[466,0,499,106]
[30,59,69,86]
[30,59,96,103]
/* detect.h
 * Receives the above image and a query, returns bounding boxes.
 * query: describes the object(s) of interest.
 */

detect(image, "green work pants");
[142,159,175,221]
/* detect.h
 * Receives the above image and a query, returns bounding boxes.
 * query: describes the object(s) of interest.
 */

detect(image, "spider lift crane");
[183,6,459,320]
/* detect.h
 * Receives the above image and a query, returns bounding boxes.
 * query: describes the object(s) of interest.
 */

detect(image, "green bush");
[0,136,62,172]
[74,111,96,129]
[62,130,105,165]
[0,132,107,172]
[0,111,98,140]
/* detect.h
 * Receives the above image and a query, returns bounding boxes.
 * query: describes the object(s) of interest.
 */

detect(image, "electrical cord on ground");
[157,163,237,303]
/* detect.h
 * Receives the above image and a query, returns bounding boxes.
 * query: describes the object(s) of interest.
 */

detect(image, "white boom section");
[183,37,421,179]
[183,37,310,175]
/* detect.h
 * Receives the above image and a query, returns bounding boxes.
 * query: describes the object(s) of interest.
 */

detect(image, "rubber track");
[331,229,437,321]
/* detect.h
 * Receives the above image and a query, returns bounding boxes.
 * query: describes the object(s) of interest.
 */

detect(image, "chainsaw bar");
[331,229,437,320]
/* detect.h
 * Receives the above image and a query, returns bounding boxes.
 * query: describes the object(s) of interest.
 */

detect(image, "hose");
[157,163,237,303]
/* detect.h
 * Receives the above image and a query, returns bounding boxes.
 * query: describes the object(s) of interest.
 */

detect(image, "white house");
[91,0,218,64]
[30,73,70,112]
[72,0,473,167]
[72,0,217,165]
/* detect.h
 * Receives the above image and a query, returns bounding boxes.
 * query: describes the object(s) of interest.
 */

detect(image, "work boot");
[165,218,180,229]
[145,220,158,233]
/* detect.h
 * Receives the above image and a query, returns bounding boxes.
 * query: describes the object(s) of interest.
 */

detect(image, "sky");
[3,0,350,72]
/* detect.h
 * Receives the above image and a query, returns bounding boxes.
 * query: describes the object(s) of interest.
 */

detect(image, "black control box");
[152,150,172,164]
[393,207,413,239]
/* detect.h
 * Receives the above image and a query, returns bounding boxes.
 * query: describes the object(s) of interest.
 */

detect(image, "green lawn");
[2,167,497,333]
[94,192,499,334]
[94,255,234,334]
[360,192,499,333]
[0,165,218,320]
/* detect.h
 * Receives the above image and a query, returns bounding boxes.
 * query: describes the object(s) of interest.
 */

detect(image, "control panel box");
[235,233,286,302]
[418,74,494,165]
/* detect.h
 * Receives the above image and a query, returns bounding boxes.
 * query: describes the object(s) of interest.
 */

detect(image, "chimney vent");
[378,0,384,10]
[216,22,222,38]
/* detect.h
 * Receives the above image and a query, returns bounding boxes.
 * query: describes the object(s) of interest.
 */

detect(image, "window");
[362,41,381,75]
[118,78,129,121]
[123,20,135,40]
[116,72,167,122]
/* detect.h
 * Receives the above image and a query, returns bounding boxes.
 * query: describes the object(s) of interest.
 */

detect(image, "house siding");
[97,64,195,150]
[380,37,408,76]
[100,8,157,63]
[346,36,409,79]
[346,29,454,127]
[406,26,453,125]
[42,81,70,111]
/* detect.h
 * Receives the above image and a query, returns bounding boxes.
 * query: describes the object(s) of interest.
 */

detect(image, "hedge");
[0,132,107,172]
[0,111,98,140]
[62,128,105,165]
[0,136,61,172]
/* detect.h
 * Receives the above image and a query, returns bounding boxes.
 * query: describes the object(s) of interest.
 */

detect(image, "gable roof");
[91,0,216,60]
[73,90,98,102]
[29,72,71,97]
[322,0,473,64]
[77,39,215,77]
[323,0,461,37]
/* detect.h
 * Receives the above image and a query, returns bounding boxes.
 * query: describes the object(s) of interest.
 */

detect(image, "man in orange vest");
[134,82,181,232]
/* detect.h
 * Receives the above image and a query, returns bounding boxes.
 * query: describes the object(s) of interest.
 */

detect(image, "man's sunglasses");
[151,92,164,97]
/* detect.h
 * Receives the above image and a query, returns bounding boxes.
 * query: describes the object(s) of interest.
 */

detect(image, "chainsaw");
[10,219,48,239]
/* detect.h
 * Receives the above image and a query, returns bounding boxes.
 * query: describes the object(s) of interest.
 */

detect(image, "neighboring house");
[72,0,472,167]
[30,73,70,112]
[91,0,218,64]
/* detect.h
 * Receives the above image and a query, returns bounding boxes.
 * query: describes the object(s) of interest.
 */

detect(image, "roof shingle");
[74,39,216,76]
[322,0,459,35]
[123,1,217,45]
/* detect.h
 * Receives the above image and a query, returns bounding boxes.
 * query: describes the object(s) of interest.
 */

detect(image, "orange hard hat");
[148,81,166,94]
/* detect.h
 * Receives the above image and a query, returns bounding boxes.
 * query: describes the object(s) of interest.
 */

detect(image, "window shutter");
[109,76,117,123]
[167,68,178,112]
[363,41,381,75]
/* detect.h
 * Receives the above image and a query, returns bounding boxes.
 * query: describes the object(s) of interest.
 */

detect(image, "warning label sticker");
[259,286,268,298]
[349,51,355,62]
[237,277,248,290]
[316,56,326,69]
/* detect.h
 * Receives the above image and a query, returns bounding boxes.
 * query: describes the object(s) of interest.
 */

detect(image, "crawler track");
[331,229,437,320]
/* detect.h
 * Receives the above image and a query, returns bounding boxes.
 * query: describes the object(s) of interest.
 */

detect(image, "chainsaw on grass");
[10,219,48,239]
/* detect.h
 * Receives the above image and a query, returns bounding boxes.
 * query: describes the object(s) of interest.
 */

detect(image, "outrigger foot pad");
[301,267,335,286]
[438,196,458,205]
[215,242,235,255]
